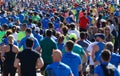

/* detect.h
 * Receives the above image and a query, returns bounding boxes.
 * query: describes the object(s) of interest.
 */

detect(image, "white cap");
[101,19,106,22]
[31,24,36,28]
[34,27,40,32]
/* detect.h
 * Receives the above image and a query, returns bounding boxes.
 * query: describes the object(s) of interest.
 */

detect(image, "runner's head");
[101,49,111,62]
[52,49,62,62]
[105,42,114,52]
[8,35,14,44]
[45,29,52,37]
[94,33,105,42]
[69,33,77,42]
[25,28,32,36]
[26,37,34,48]
[65,40,74,52]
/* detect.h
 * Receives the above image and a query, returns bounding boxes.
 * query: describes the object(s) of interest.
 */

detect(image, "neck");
[9,42,13,44]
[80,39,84,41]
[26,47,32,49]
[66,50,71,52]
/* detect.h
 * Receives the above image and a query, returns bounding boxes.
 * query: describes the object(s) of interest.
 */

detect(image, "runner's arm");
[36,57,44,69]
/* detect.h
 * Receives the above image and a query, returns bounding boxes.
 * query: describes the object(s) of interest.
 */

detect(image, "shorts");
[90,65,94,74]
[82,63,87,72]
[3,66,16,76]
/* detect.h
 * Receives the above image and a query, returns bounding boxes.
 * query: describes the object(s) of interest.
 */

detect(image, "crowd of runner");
[0,0,120,76]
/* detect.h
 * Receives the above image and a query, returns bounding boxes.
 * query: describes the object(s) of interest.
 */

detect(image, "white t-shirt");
[109,24,115,33]
[12,32,18,40]
[87,42,98,65]
[68,29,80,38]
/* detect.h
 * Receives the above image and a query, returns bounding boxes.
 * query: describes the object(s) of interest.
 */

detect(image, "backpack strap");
[100,64,114,76]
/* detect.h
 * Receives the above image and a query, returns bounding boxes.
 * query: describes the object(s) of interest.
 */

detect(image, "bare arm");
[1,46,6,62]
[14,58,20,68]
[92,45,99,62]
[82,53,87,63]
[36,57,44,69]
[13,45,19,54]
[94,74,98,76]
[78,64,82,72]
[14,58,21,76]
[70,74,74,76]
[36,46,41,53]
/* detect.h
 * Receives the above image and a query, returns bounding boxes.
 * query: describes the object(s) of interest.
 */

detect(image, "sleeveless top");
[4,44,16,67]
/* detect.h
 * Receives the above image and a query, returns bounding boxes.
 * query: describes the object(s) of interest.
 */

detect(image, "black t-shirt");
[17,49,40,76]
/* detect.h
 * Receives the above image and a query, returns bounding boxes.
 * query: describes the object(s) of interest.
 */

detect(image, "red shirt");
[79,16,89,29]
[74,3,79,8]
[79,12,84,18]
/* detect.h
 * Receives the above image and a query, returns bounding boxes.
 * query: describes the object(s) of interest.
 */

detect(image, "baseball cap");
[69,33,77,40]
[34,27,40,32]
[94,33,105,40]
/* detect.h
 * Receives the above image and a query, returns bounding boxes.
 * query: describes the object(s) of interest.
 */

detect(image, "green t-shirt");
[0,31,6,43]
[40,37,57,64]
[32,15,41,22]
[17,31,26,41]
[62,44,85,57]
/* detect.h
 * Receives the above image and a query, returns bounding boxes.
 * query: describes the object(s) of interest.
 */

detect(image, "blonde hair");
[8,35,14,43]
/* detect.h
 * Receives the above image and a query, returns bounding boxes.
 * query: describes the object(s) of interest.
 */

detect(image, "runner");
[62,40,82,76]
[1,35,19,76]
[96,42,120,68]
[45,49,73,76]
[14,38,44,76]
[40,29,58,74]
[94,49,120,76]
[19,28,41,52]
[92,33,105,66]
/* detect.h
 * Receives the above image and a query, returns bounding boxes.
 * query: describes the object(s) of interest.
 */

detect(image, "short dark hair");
[26,28,32,34]
[80,32,86,39]
[65,40,74,51]
[70,23,75,30]
[101,49,111,61]
[26,37,34,48]
[46,14,50,17]
[46,29,52,37]
[22,23,27,27]
[48,22,54,29]
[62,26,68,35]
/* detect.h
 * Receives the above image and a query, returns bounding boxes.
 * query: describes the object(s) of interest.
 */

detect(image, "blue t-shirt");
[66,16,74,23]
[94,62,120,76]
[54,21,60,30]
[62,52,82,76]
[46,62,73,76]
[17,13,24,23]
[41,18,50,29]
[95,42,105,60]
[57,43,64,51]
[0,17,9,25]
[2,38,18,46]
[33,33,43,43]
[97,52,120,68]
[19,36,40,50]
[87,16,93,26]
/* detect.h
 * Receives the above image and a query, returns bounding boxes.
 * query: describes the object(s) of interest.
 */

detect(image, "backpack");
[100,64,115,76]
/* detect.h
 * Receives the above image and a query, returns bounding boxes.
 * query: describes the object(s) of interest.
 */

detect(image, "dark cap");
[94,33,105,40]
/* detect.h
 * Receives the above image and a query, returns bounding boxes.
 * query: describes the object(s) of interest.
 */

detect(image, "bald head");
[52,49,62,62]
